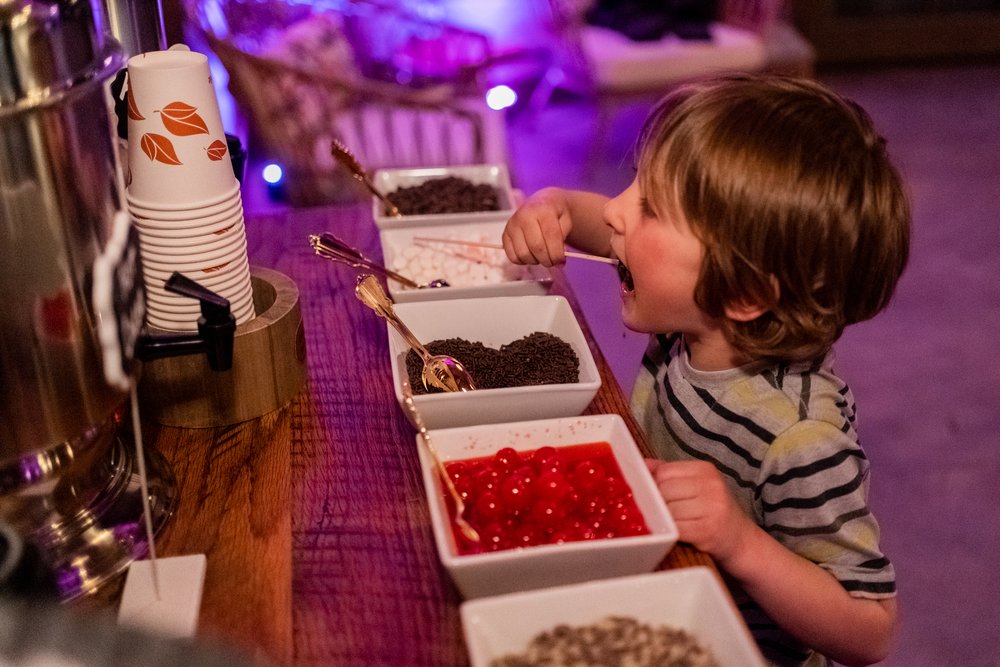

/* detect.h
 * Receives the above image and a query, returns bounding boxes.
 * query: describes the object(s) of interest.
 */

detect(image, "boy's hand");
[645,458,753,566]
[502,187,573,267]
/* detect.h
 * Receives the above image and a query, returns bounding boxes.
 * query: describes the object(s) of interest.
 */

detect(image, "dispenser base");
[49,427,176,603]
[138,266,306,428]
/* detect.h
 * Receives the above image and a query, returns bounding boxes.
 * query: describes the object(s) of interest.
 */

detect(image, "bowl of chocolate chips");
[386,295,601,429]
[371,164,516,230]
[460,568,766,666]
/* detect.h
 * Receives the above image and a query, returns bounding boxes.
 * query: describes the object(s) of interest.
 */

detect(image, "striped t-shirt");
[631,333,896,666]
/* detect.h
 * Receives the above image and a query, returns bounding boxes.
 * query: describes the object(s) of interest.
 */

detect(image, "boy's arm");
[503,187,612,266]
[725,521,897,666]
[650,459,897,666]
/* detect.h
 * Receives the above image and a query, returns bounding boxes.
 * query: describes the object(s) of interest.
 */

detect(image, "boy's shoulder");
[719,352,858,442]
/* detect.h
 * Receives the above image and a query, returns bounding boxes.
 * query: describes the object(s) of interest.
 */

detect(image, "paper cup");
[126,49,237,206]
[127,180,241,218]
[140,240,247,274]
[139,231,246,264]
[135,219,244,249]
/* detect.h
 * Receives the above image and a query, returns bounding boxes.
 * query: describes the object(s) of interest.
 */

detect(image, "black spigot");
[135,273,237,371]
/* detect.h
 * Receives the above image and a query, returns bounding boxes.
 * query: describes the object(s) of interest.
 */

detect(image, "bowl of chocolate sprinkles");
[405,332,579,394]
[371,164,515,230]
[461,569,767,667]
[387,296,601,429]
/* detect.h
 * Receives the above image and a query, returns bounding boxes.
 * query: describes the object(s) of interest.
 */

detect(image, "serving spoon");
[354,275,477,393]
[310,232,449,289]
[401,382,480,544]
[330,139,402,217]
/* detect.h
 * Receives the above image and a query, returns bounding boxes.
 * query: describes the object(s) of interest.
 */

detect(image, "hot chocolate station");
[0,1,760,665]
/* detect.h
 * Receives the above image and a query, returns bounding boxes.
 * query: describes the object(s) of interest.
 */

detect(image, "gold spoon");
[330,140,402,217]
[309,232,449,289]
[401,382,480,545]
[354,275,477,393]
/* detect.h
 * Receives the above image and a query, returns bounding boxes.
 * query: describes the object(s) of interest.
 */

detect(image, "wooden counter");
[155,203,714,666]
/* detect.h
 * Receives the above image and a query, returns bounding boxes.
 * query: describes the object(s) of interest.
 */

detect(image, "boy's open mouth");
[616,260,635,292]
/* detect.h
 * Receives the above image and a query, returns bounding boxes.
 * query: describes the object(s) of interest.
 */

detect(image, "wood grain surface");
[153,203,715,666]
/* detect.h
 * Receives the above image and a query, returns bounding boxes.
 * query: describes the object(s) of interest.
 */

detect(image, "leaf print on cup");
[206,139,228,161]
[140,133,183,165]
[158,101,210,136]
[127,87,145,121]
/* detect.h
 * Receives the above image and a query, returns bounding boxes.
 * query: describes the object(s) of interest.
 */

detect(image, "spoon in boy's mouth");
[617,259,635,292]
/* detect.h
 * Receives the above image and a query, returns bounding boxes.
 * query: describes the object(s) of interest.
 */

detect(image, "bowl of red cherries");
[415,414,679,599]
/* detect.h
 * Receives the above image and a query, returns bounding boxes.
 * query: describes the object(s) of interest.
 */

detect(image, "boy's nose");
[602,197,624,233]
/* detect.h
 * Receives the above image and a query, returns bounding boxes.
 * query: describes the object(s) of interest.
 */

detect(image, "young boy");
[502,74,909,666]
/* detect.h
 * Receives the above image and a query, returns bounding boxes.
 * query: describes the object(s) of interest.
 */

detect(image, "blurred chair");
[538,0,815,174]
[185,0,532,206]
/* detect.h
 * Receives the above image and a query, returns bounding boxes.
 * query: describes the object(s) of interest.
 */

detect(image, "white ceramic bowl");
[371,164,515,230]
[418,414,678,600]
[379,219,551,303]
[388,295,601,429]
[460,568,766,667]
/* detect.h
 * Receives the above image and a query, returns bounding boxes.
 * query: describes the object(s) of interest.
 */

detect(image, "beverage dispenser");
[1,0,171,601]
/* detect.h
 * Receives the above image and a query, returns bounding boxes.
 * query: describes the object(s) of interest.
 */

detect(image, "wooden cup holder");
[138,266,307,427]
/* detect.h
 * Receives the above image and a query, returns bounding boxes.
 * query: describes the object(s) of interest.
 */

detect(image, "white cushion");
[581,22,767,92]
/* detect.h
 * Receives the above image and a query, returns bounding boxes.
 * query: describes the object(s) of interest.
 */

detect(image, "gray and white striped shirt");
[631,333,896,666]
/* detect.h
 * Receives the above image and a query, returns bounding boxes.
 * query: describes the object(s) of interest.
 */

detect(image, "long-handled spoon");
[412,235,620,265]
[310,232,449,289]
[330,139,402,217]
[354,275,477,393]
[401,382,480,544]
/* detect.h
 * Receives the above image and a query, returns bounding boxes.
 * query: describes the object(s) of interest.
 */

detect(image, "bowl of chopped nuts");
[379,219,552,302]
[371,164,516,230]
[418,414,678,600]
[460,568,766,666]
[386,295,601,429]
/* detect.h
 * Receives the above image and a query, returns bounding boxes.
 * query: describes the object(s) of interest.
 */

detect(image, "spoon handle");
[330,140,402,217]
[401,387,480,544]
[311,233,421,289]
[354,275,433,360]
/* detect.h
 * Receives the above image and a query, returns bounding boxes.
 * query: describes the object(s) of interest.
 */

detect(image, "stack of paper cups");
[125,48,254,332]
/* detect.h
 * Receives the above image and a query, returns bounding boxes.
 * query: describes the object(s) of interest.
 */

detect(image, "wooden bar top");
[154,203,715,666]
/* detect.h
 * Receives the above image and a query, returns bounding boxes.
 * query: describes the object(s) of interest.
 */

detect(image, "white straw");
[129,383,161,600]
[412,236,619,265]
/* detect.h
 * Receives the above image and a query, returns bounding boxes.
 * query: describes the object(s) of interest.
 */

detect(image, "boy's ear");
[724,299,769,322]
[724,275,779,322]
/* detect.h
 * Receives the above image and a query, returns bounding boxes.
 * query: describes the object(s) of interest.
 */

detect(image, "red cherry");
[493,447,521,474]
[547,530,572,544]
[473,468,502,493]
[511,523,541,548]
[572,460,607,492]
[479,521,508,552]
[474,490,504,522]
[499,475,533,512]
[623,520,650,536]
[512,464,537,488]
[529,499,568,528]
[597,475,629,501]
[535,471,572,501]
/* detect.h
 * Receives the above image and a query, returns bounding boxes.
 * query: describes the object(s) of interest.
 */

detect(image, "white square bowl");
[460,568,766,667]
[417,414,678,599]
[389,295,601,429]
[379,219,552,302]
[371,164,515,230]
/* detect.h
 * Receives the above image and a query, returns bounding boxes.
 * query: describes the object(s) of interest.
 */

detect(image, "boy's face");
[604,178,712,336]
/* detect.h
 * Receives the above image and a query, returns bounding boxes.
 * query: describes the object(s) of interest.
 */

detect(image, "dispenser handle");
[135,273,237,371]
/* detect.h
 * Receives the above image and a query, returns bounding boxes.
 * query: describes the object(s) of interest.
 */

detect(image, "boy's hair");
[637,74,911,363]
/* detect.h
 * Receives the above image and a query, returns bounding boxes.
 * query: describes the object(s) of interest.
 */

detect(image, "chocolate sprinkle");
[386,176,501,216]
[405,332,579,394]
